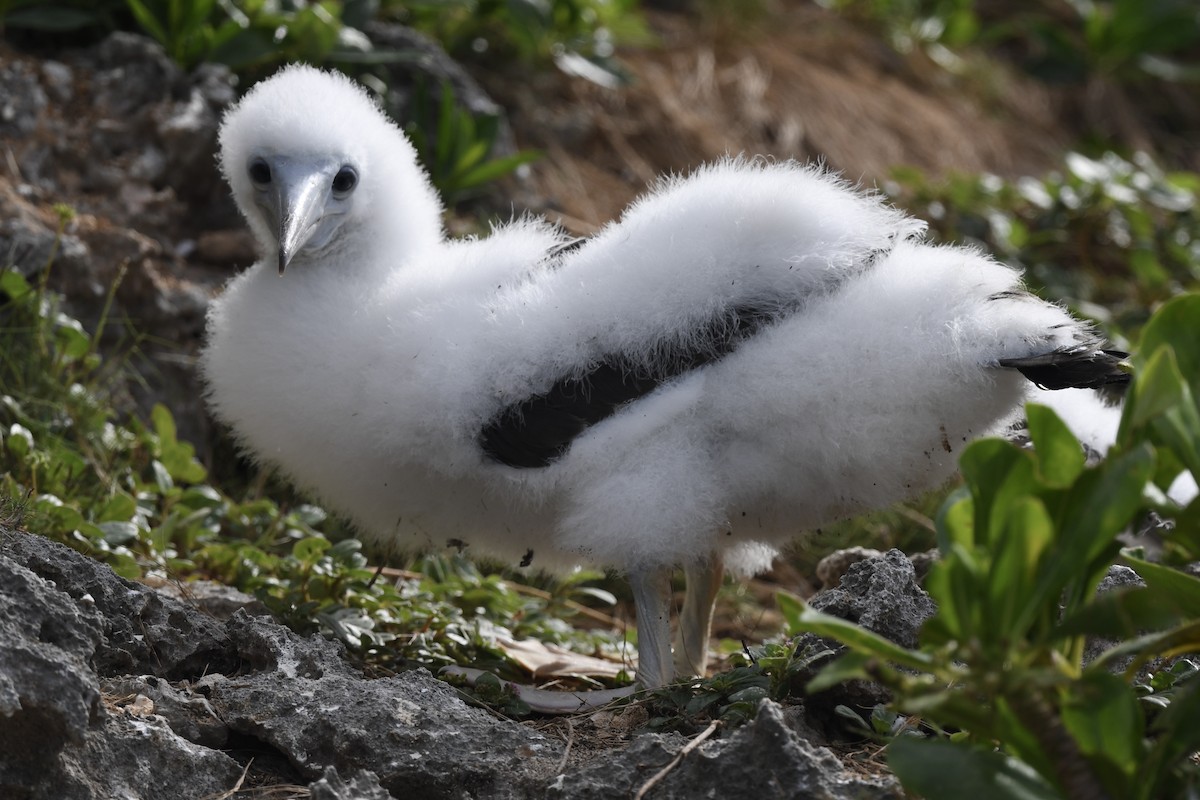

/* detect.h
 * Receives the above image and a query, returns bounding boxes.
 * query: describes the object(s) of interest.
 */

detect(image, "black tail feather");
[999,348,1131,391]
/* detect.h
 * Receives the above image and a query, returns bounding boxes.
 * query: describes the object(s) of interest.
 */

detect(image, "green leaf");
[1025,403,1085,487]
[959,438,1039,548]
[450,150,541,191]
[53,317,90,360]
[206,29,277,69]
[1061,672,1143,783]
[0,269,32,299]
[572,586,617,606]
[293,536,331,563]
[1137,673,1200,800]
[794,606,934,672]
[776,590,805,634]
[922,542,985,643]
[887,737,1061,800]
[98,492,138,523]
[98,521,139,546]
[151,459,174,493]
[152,403,178,445]
[1137,294,1200,403]
[126,0,170,46]
[292,504,328,527]
[1089,621,1200,675]
[1059,586,1187,640]
[6,424,33,458]
[934,485,974,552]
[1120,552,1200,617]
[1054,444,1156,581]
[804,650,876,694]
[1124,346,1189,437]
[152,404,207,483]
[989,497,1054,637]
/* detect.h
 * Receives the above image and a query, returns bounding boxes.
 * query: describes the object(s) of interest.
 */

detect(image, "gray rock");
[796,550,936,719]
[101,675,229,749]
[1,525,910,798]
[0,59,46,138]
[549,700,900,799]
[308,766,394,800]
[808,549,936,650]
[815,545,884,589]
[53,713,244,800]
[0,534,244,800]
[1084,564,1150,669]
[3,531,236,679]
[149,576,271,620]
[207,612,561,799]
[0,554,103,791]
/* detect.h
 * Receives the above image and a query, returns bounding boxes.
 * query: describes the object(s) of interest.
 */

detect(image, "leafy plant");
[393,0,648,85]
[990,0,1200,84]
[122,0,359,71]
[0,0,128,33]
[819,0,1200,85]
[639,637,834,731]
[0,0,371,71]
[887,151,1200,336]
[403,81,541,207]
[814,0,981,53]
[782,294,1200,799]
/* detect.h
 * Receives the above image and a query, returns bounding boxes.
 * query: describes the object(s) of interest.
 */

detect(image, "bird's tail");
[999,347,1132,391]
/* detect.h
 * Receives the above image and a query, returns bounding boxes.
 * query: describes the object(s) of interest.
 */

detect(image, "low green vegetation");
[403,80,542,207]
[887,151,1200,336]
[0,0,645,74]
[394,0,647,81]
[820,0,1200,85]
[784,294,1200,799]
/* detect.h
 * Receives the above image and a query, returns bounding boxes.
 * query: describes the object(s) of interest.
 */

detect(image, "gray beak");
[272,163,331,276]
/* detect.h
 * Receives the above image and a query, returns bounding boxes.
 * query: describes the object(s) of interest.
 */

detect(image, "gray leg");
[629,566,675,689]
[673,556,723,678]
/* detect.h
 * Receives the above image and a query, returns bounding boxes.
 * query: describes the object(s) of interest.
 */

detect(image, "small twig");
[365,562,385,589]
[633,719,720,800]
[556,717,576,774]
[200,758,252,800]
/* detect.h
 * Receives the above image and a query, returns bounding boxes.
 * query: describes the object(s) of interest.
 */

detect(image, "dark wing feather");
[999,348,1131,390]
[480,305,780,468]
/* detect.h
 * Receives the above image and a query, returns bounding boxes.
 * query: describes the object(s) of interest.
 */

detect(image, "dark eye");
[248,158,271,186]
[332,165,358,195]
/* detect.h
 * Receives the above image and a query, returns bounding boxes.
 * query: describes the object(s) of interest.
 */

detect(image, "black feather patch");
[480,304,782,468]
[999,348,1131,390]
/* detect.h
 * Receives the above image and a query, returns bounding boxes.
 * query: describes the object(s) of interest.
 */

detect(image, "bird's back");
[205,152,1117,577]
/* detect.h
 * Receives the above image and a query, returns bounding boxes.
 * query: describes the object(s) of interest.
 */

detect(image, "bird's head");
[218,65,443,275]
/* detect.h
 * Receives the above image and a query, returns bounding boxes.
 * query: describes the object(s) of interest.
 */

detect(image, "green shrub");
[392,0,647,84]
[783,293,1200,799]
[402,81,541,206]
[820,0,1200,85]
[887,152,1200,335]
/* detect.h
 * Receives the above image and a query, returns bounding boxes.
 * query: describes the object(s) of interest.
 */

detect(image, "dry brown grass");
[485,5,1074,230]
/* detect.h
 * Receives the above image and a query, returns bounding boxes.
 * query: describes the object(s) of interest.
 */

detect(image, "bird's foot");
[441,666,642,715]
